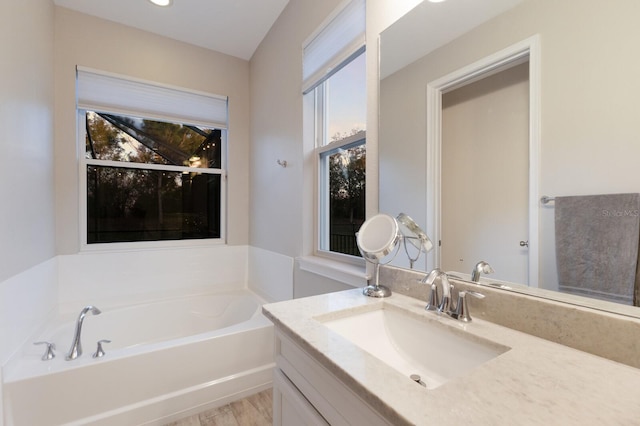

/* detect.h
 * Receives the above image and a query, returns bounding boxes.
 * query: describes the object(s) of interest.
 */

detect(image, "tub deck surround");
[4,289,269,383]
[263,289,640,425]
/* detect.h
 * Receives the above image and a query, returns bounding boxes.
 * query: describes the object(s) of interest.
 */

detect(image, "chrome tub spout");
[66,305,101,360]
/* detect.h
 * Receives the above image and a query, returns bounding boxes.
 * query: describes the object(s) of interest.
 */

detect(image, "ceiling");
[53,0,290,60]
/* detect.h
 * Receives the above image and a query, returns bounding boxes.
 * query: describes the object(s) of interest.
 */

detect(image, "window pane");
[87,165,221,243]
[325,53,366,145]
[85,112,222,168]
[324,142,366,256]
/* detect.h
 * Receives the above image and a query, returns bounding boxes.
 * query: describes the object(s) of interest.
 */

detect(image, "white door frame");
[425,35,541,287]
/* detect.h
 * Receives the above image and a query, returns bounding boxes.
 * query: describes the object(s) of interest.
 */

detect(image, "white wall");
[54,7,251,255]
[0,2,56,421]
[0,0,56,283]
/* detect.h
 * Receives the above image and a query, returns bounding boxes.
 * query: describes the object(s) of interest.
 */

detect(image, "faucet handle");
[451,290,485,322]
[92,339,111,358]
[425,282,440,311]
[34,341,56,361]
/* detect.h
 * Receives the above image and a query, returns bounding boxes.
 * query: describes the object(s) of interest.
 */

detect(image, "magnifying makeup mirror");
[397,213,433,269]
[357,213,399,297]
[357,213,433,297]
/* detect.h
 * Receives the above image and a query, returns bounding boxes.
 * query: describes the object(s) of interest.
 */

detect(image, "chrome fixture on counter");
[357,214,399,298]
[471,260,494,282]
[423,268,452,313]
[92,339,111,358]
[423,269,484,322]
[357,213,433,298]
[66,305,102,360]
[450,290,485,322]
[34,341,56,361]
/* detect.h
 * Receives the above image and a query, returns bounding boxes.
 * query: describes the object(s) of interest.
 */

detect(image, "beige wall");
[248,0,342,258]
[380,0,640,288]
[0,0,56,282]
[54,7,251,254]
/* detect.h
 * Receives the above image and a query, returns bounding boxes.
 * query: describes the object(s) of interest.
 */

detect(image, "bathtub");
[2,289,274,425]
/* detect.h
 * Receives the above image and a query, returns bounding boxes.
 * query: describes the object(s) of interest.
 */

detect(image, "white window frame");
[302,0,366,265]
[317,132,366,259]
[310,57,366,265]
[76,70,228,252]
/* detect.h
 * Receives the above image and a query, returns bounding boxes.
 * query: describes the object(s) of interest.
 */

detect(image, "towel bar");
[540,195,555,204]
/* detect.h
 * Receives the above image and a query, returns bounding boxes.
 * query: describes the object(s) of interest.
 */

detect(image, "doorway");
[425,36,540,287]
[441,62,529,284]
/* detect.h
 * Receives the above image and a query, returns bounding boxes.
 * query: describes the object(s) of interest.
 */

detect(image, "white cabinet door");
[273,369,329,426]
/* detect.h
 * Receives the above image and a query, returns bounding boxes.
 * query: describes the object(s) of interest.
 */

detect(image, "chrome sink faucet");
[423,269,485,322]
[422,268,452,313]
[66,305,101,360]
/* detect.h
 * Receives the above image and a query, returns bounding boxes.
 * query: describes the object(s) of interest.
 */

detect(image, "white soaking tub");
[2,289,274,426]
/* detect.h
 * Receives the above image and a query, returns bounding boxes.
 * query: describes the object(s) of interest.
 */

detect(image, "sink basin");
[319,307,509,389]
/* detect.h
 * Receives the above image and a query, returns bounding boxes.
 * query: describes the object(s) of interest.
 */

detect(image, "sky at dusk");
[326,53,367,140]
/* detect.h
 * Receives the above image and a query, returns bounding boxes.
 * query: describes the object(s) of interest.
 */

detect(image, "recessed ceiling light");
[428,0,447,3]
[148,0,172,6]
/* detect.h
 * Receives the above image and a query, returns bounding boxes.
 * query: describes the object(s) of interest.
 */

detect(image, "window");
[303,0,366,259]
[77,68,227,247]
[315,54,366,256]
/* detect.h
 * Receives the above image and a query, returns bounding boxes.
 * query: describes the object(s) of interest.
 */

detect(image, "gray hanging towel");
[555,193,640,306]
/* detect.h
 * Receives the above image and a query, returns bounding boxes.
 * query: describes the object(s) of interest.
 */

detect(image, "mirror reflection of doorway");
[441,61,529,284]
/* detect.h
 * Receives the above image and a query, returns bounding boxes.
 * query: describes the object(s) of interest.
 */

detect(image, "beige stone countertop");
[263,288,640,425]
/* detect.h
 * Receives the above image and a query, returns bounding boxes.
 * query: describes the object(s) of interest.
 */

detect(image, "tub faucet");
[471,261,494,282]
[66,305,101,361]
[422,268,452,313]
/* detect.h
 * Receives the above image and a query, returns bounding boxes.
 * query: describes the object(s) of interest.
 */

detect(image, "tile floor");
[165,389,272,426]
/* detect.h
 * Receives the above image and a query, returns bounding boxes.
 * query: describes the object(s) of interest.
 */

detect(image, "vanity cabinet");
[272,329,392,426]
[265,290,640,425]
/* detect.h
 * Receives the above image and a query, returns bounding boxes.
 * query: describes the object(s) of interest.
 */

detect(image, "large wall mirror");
[379,0,640,317]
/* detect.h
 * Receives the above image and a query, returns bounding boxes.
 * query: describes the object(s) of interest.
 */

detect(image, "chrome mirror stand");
[362,262,392,298]
[357,213,434,298]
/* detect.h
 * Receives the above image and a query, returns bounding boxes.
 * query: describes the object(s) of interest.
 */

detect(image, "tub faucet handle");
[92,339,111,358]
[34,341,56,361]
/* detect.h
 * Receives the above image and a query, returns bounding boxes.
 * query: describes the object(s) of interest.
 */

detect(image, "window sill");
[296,255,367,288]
[80,238,226,253]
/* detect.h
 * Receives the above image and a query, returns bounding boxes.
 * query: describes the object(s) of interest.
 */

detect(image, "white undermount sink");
[320,306,509,389]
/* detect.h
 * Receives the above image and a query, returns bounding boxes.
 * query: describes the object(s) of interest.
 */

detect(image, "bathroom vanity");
[263,288,640,425]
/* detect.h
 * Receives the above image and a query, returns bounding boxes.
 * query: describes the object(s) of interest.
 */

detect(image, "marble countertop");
[263,289,640,425]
